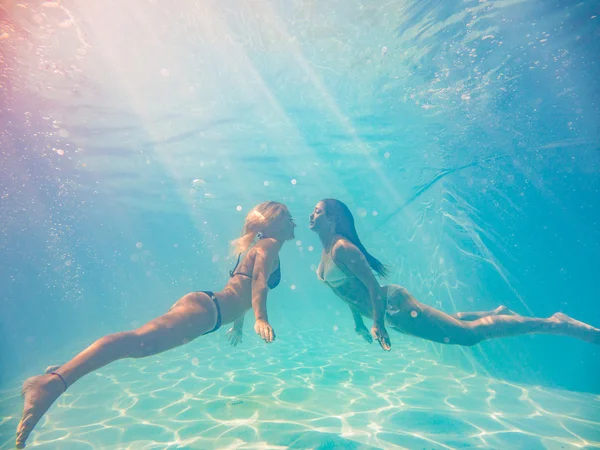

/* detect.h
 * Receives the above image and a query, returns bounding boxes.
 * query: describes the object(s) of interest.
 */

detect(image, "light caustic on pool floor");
[1,331,599,449]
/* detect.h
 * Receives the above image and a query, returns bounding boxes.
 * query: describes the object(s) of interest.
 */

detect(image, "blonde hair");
[230,201,288,255]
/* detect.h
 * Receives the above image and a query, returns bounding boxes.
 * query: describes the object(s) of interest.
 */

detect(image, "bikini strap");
[229,253,242,278]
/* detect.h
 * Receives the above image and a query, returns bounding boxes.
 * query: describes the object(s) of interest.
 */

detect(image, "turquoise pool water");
[1,0,599,448]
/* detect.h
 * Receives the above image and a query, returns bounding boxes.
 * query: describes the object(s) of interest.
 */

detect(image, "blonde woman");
[15,201,296,449]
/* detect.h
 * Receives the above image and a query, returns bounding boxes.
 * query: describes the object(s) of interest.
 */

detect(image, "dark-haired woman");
[310,199,600,351]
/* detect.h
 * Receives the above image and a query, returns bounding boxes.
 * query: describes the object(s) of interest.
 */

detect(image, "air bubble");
[192,178,205,188]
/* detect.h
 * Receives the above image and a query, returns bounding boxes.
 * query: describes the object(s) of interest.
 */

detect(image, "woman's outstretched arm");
[333,241,391,351]
[251,238,281,343]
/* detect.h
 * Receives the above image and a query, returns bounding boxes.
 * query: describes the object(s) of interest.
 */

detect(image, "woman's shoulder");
[253,237,280,253]
[332,236,358,253]
[331,237,360,262]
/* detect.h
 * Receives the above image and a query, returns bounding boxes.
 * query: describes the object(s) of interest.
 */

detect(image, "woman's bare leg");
[16,292,217,449]
[451,305,517,321]
[386,287,600,346]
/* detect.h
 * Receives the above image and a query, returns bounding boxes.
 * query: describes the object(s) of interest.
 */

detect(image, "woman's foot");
[493,305,517,316]
[15,374,65,448]
[550,312,600,344]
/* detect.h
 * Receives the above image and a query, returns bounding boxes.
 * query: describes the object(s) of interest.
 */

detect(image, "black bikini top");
[229,253,281,290]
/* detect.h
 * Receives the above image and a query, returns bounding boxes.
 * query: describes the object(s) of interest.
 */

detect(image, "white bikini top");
[317,253,352,288]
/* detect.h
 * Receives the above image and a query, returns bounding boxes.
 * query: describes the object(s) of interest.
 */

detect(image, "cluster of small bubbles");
[308,246,314,252]
[136,242,143,249]
[357,208,367,218]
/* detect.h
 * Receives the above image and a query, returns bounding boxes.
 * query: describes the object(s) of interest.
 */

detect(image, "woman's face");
[265,208,296,241]
[309,201,333,233]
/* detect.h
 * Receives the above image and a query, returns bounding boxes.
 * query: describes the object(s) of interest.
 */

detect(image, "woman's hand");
[226,325,243,346]
[371,322,391,351]
[254,319,276,343]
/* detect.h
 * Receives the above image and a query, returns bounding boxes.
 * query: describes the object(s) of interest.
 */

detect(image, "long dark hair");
[321,198,389,278]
